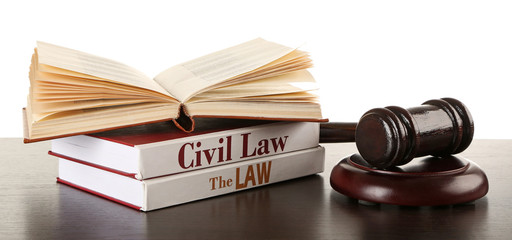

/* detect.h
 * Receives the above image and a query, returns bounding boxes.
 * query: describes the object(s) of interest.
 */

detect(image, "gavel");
[320,98,474,169]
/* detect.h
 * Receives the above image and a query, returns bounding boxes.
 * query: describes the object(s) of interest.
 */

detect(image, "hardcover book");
[24,38,326,143]
[57,146,325,211]
[50,119,320,179]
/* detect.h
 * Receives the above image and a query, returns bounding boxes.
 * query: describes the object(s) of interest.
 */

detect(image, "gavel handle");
[319,122,357,143]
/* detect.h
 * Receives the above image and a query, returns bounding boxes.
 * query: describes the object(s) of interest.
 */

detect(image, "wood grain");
[1,139,510,239]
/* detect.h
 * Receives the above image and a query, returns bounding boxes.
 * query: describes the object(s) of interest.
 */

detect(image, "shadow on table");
[328,191,489,240]
[36,174,325,239]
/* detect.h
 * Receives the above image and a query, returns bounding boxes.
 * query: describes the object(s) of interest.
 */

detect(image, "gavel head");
[355,98,474,169]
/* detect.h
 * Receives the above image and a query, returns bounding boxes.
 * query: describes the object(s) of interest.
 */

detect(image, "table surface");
[1,138,511,240]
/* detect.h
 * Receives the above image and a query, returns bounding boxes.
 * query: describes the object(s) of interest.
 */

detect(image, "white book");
[51,119,319,179]
[57,146,325,211]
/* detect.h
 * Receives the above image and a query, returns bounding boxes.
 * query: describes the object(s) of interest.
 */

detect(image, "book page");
[153,38,295,102]
[36,42,173,98]
[189,70,318,101]
[33,66,173,102]
[209,49,312,89]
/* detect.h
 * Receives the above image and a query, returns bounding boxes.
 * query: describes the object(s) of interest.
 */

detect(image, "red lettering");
[271,136,288,152]
[178,142,194,169]
[257,139,270,155]
[241,133,256,158]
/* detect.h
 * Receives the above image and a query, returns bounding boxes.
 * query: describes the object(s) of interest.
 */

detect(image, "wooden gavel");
[320,98,474,169]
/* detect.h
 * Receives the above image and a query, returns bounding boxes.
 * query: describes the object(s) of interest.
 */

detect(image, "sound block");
[330,154,489,206]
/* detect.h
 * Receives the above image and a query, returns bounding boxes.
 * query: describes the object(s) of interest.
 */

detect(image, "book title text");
[178,133,288,170]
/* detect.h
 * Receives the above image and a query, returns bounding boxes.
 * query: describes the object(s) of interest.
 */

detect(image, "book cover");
[51,119,319,179]
[57,146,325,211]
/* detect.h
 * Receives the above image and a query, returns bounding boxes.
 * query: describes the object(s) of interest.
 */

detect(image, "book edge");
[23,117,175,143]
[85,117,325,147]
[57,177,142,211]
[24,115,328,144]
[50,151,138,179]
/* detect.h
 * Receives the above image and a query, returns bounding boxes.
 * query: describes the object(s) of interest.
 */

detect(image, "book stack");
[24,38,327,211]
[51,119,324,211]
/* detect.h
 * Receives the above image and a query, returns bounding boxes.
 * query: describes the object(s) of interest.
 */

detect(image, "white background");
[1,0,511,139]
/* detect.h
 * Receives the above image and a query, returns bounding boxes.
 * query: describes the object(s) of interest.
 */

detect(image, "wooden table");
[1,139,510,239]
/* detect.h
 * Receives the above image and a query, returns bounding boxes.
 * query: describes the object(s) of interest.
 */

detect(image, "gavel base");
[330,154,489,206]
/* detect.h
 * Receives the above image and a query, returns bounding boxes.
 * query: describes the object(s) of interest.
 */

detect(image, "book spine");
[58,146,324,211]
[53,122,319,179]
[139,122,319,179]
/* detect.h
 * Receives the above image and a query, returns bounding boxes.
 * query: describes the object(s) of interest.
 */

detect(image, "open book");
[24,38,325,143]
